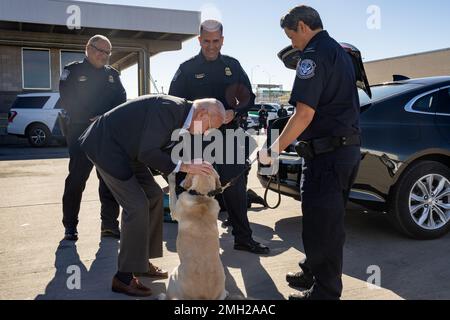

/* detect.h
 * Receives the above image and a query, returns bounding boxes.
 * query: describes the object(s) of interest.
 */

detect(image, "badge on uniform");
[108,75,115,83]
[60,69,70,81]
[297,59,316,80]
[225,67,232,76]
[195,73,205,79]
[78,76,88,82]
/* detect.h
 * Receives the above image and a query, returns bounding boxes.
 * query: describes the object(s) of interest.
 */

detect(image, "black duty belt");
[295,135,361,160]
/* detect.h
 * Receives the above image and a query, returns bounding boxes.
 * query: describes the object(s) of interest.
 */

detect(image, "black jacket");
[79,95,192,180]
[59,58,126,125]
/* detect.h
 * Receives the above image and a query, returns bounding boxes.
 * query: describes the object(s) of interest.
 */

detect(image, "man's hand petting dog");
[180,162,214,176]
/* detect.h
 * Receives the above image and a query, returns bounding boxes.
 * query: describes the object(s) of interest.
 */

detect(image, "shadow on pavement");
[36,238,121,300]
[275,210,450,300]
[0,145,68,161]
[220,221,287,300]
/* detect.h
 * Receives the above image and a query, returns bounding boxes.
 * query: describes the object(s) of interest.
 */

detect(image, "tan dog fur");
[166,170,228,300]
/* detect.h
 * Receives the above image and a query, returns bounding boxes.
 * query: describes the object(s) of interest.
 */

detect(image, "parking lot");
[1,145,449,300]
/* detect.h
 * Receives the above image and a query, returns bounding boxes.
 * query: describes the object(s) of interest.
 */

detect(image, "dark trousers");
[62,124,119,231]
[216,162,252,243]
[96,162,164,272]
[300,146,360,300]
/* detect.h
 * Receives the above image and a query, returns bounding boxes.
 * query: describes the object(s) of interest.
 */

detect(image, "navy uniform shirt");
[289,31,360,141]
[59,58,127,125]
[169,52,255,129]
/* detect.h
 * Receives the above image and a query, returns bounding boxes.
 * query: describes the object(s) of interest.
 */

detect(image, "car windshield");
[358,83,422,106]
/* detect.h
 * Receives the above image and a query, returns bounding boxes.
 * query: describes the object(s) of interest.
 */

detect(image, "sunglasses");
[90,44,112,56]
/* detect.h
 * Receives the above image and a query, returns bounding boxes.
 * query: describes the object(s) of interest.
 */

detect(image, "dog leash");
[174,154,283,211]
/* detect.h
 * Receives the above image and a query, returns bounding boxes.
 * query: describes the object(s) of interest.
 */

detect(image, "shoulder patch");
[297,59,317,80]
[106,65,120,75]
[60,69,70,81]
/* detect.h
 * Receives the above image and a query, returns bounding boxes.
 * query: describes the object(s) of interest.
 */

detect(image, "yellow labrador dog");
[165,170,228,300]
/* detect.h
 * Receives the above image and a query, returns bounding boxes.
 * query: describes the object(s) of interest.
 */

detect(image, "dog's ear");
[184,174,193,190]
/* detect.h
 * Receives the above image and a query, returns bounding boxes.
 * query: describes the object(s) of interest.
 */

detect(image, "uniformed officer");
[169,20,269,254]
[60,35,126,241]
[277,105,288,118]
[260,6,361,299]
[258,106,269,132]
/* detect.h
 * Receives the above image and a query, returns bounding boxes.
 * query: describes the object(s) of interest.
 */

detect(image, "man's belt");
[295,135,361,160]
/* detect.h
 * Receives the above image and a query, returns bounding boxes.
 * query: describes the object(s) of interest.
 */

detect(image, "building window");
[60,50,85,74]
[22,48,51,90]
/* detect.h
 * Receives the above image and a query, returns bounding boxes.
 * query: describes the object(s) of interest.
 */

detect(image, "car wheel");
[389,161,450,239]
[27,123,51,148]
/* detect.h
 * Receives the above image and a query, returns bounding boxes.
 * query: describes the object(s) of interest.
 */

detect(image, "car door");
[277,43,372,98]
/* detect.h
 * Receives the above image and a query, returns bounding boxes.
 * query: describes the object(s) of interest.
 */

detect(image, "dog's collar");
[176,185,223,198]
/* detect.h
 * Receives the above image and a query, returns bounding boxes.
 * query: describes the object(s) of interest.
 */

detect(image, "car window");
[437,88,450,114]
[358,83,422,107]
[412,92,439,113]
[11,96,50,109]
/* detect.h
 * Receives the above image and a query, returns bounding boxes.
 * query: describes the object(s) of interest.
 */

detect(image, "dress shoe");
[288,289,312,300]
[111,276,152,297]
[286,271,314,289]
[234,240,270,254]
[64,229,78,241]
[134,262,168,279]
[101,228,121,239]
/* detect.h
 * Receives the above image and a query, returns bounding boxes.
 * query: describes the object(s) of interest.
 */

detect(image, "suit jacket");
[79,95,192,180]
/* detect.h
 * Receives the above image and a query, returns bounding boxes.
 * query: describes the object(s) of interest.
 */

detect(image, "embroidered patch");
[108,75,115,83]
[225,67,232,76]
[297,59,316,79]
[172,68,181,82]
[78,76,88,82]
[60,69,70,81]
[195,73,205,79]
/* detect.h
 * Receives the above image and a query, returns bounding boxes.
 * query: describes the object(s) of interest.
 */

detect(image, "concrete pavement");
[1,146,449,300]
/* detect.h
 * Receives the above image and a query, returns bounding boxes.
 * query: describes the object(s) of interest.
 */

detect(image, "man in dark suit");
[79,95,225,297]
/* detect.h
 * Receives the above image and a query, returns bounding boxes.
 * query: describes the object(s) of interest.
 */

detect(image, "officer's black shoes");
[286,271,315,289]
[234,240,270,255]
[64,229,78,241]
[288,289,313,301]
[101,228,121,239]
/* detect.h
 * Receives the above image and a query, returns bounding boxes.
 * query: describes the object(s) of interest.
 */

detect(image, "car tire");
[389,161,450,240]
[27,123,51,148]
